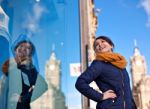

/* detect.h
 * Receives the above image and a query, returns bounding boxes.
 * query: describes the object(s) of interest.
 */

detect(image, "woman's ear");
[111,45,113,49]
[110,45,113,51]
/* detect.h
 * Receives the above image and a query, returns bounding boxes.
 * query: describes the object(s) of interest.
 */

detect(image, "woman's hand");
[10,93,22,102]
[102,90,117,100]
[28,85,35,92]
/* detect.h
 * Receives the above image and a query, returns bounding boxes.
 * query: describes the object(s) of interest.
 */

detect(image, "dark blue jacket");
[75,60,134,109]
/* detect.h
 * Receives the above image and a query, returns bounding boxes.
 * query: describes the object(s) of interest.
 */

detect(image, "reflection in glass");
[0,0,78,108]
[7,34,48,109]
[0,5,10,109]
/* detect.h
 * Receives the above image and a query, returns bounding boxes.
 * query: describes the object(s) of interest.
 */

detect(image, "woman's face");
[94,39,113,53]
[15,42,32,61]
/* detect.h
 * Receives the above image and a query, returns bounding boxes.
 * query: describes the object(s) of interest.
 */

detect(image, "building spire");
[50,43,56,60]
[133,39,141,56]
[134,39,137,47]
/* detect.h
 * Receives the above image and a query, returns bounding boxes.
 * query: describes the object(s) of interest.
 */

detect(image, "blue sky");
[95,0,150,76]
[67,0,150,108]
[1,0,150,109]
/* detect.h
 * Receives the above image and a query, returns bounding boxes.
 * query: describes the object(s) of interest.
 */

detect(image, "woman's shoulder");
[90,60,104,67]
[92,59,113,67]
[92,59,104,64]
[90,60,111,71]
[93,59,123,71]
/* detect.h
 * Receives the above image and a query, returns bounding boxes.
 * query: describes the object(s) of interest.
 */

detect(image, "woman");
[14,40,38,109]
[75,36,136,109]
[7,34,48,109]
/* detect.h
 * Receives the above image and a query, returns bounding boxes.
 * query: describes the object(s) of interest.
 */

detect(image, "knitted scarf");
[96,52,127,69]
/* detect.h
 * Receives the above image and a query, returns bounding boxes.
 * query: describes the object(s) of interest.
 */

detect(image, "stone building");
[130,44,150,109]
[79,0,98,109]
[31,51,67,109]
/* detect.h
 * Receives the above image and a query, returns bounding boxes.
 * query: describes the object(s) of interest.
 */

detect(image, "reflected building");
[130,44,150,109]
[0,5,10,70]
[0,6,9,33]
[31,51,67,109]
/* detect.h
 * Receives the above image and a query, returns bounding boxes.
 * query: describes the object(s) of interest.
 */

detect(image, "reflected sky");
[3,0,150,109]
[1,0,81,108]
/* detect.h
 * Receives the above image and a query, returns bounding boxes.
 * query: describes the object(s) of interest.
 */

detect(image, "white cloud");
[140,0,150,27]
[22,3,47,36]
[33,3,46,21]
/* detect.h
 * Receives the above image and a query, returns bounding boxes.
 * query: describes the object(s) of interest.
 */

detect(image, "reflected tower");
[31,50,67,109]
[46,51,61,90]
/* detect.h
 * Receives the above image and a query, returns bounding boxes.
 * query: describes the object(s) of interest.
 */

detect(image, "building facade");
[130,45,150,109]
[0,6,9,33]
[79,0,98,109]
[31,51,67,109]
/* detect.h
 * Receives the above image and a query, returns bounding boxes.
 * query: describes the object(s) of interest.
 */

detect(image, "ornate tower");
[45,51,61,90]
[130,46,147,87]
[31,50,66,109]
[130,42,150,109]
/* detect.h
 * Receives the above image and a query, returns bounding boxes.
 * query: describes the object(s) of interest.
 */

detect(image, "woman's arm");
[75,60,103,102]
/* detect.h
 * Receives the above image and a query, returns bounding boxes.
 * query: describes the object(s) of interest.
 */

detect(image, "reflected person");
[13,40,38,109]
[7,34,48,109]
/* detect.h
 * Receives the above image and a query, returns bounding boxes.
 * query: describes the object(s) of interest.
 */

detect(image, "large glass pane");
[0,0,81,109]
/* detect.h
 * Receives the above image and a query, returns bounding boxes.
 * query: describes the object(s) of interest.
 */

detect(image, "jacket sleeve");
[20,92,32,102]
[75,60,103,102]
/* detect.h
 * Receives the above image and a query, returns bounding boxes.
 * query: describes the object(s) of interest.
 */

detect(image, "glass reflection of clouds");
[1,0,80,109]
[35,0,40,2]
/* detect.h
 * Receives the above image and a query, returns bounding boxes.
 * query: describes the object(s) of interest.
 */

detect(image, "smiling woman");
[75,35,137,109]
[94,1,150,108]
[93,36,114,53]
